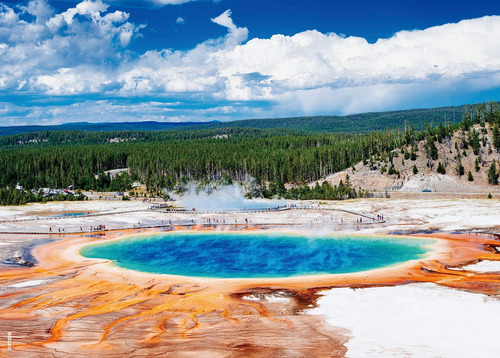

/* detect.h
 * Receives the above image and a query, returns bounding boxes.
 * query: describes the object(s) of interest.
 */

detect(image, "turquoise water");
[50,212,88,218]
[80,232,432,278]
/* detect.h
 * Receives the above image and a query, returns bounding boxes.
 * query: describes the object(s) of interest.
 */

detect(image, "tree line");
[0,129,402,193]
[1,101,499,205]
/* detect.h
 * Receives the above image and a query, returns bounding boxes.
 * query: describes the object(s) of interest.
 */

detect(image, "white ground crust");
[311,283,500,358]
[400,174,474,193]
[6,279,49,288]
[0,199,499,234]
[328,199,500,233]
[461,260,500,272]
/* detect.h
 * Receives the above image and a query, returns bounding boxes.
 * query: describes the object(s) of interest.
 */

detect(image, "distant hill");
[0,105,466,136]
[203,106,466,133]
[0,121,216,137]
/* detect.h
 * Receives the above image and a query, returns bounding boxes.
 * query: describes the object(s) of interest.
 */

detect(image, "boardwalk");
[0,205,385,235]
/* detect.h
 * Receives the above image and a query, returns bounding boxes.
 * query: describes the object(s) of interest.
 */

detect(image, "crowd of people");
[44,210,386,235]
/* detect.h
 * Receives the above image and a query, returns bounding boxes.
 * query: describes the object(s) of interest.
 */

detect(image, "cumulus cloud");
[209,15,500,112]
[1,1,500,124]
[20,0,54,22]
[213,17,500,98]
[114,9,249,96]
[47,0,109,28]
[35,66,111,95]
[0,0,143,95]
[176,16,185,24]
[211,9,248,45]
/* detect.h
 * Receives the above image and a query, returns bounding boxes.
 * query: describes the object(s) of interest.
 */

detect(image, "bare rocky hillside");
[322,122,500,196]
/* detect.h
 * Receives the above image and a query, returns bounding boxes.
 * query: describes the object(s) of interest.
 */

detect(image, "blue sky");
[0,0,499,125]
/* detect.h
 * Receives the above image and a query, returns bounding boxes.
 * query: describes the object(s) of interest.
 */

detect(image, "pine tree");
[456,154,464,177]
[437,162,446,174]
[488,160,499,185]
[469,129,480,155]
[413,164,418,175]
[427,139,439,160]
[467,171,473,181]
[461,107,472,131]
[410,149,417,161]
[493,124,500,152]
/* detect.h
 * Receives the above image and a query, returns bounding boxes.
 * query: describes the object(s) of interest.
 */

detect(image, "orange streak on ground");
[0,228,498,356]
[172,225,187,231]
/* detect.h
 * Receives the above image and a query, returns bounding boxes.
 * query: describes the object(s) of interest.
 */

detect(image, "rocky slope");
[323,123,500,195]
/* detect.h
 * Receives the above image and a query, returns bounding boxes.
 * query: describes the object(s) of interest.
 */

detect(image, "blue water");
[80,232,432,278]
[51,212,88,218]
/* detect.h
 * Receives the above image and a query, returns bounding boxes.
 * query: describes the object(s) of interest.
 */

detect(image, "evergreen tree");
[437,162,446,174]
[467,171,473,181]
[488,160,499,185]
[461,107,472,131]
[469,129,480,155]
[427,138,439,160]
[493,124,500,152]
[456,154,464,177]
[413,164,418,175]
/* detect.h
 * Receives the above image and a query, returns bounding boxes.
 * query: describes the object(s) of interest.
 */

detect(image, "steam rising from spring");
[175,183,285,210]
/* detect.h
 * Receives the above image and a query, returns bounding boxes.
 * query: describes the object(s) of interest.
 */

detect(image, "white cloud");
[176,16,185,24]
[211,9,248,45]
[0,4,19,25]
[47,0,109,28]
[0,0,143,95]
[21,0,54,22]
[1,2,500,124]
[213,16,500,97]
[207,15,500,112]
[211,9,234,30]
[0,99,259,126]
[35,66,111,94]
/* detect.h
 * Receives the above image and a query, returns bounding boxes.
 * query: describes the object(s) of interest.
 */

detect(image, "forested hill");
[0,101,498,205]
[0,128,304,150]
[203,105,466,133]
[0,105,466,137]
[0,121,214,137]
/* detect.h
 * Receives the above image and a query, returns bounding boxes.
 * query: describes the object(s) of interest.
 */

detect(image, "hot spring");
[50,211,89,218]
[80,232,433,279]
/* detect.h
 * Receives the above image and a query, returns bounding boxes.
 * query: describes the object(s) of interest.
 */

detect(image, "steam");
[174,183,285,210]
